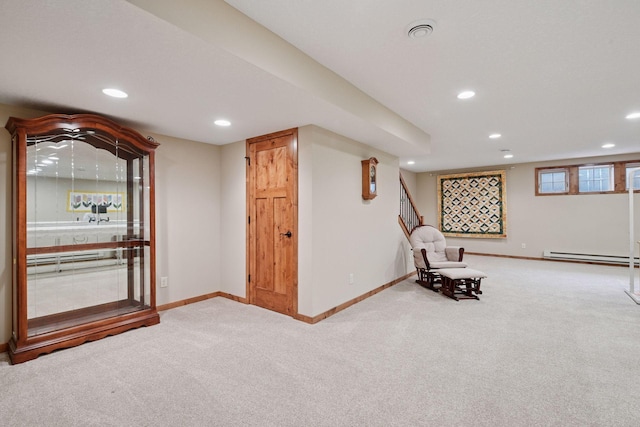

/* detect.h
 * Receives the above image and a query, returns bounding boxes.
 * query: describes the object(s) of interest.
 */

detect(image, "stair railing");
[399,173,424,240]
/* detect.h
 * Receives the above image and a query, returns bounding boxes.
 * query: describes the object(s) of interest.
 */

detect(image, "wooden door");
[247,128,298,316]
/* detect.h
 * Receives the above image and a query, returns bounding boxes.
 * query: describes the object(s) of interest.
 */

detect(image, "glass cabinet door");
[6,114,159,363]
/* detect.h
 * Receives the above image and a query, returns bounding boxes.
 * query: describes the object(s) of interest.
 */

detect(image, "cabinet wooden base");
[8,309,159,364]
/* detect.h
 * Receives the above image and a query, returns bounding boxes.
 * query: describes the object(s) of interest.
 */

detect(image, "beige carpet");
[1,255,639,426]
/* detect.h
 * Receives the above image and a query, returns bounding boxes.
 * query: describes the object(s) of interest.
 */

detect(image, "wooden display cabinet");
[5,114,160,364]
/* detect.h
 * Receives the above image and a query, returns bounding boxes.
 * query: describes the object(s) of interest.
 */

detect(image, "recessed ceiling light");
[102,88,128,98]
[489,133,501,139]
[626,112,640,120]
[501,149,513,159]
[602,143,615,148]
[407,161,415,165]
[214,119,231,127]
[457,91,475,99]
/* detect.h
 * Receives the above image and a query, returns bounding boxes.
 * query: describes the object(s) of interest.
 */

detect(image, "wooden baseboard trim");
[3,252,628,355]
[294,272,417,324]
[157,292,220,311]
[157,292,248,312]
[157,272,417,325]
[0,293,249,355]
[218,292,249,304]
[466,252,635,268]
[1,275,417,354]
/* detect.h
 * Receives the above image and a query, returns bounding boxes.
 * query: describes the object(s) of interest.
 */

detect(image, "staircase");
[399,173,423,239]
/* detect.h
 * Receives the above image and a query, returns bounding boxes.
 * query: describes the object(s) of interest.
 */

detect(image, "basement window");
[537,168,568,194]
[626,163,640,190]
[536,160,640,196]
[578,164,613,192]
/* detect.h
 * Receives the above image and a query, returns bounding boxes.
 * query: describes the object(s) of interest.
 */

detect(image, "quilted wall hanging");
[437,170,507,238]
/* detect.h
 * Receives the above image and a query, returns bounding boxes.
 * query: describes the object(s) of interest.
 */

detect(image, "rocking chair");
[409,225,467,291]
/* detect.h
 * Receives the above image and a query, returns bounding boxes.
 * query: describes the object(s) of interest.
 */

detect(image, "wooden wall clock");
[361,157,379,200]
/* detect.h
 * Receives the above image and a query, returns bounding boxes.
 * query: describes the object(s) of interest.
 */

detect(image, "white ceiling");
[1,0,639,172]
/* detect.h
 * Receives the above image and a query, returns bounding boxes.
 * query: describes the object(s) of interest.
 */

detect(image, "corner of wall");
[220,141,247,298]
[298,125,411,317]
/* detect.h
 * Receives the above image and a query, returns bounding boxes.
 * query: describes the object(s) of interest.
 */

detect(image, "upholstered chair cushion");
[409,225,466,269]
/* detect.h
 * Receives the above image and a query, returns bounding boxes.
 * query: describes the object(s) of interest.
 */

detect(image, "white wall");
[0,102,418,344]
[298,126,413,317]
[297,126,314,314]
[217,125,416,315]
[153,133,221,305]
[415,154,640,259]
[220,140,247,297]
[400,168,418,196]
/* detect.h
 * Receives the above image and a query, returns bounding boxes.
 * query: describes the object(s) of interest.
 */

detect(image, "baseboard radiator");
[27,250,118,265]
[543,250,640,266]
[26,251,123,274]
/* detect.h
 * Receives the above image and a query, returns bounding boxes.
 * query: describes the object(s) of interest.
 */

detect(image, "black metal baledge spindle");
[399,176,421,233]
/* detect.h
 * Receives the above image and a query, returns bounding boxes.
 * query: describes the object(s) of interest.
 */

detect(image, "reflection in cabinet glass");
[6,114,160,364]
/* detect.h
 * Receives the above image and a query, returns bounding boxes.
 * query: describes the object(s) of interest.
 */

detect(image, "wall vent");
[406,19,436,39]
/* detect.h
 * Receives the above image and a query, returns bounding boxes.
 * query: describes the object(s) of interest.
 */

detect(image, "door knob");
[280,231,292,238]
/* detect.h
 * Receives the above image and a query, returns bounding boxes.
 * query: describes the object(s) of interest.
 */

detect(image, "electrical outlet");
[160,277,168,288]
[521,243,526,249]
[348,273,355,285]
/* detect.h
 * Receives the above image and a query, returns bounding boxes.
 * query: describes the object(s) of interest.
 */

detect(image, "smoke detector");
[407,19,436,39]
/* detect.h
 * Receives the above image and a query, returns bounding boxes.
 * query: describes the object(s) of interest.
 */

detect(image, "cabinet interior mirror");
[23,122,153,337]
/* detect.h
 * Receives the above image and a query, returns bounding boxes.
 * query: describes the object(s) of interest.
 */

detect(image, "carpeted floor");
[1,255,639,426]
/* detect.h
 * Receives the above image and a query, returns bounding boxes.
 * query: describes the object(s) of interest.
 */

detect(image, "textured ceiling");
[1,0,639,172]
